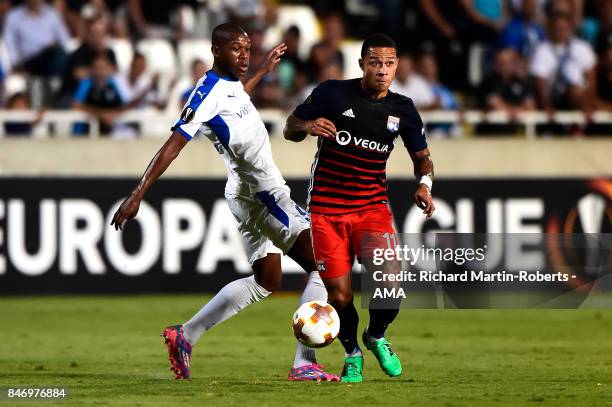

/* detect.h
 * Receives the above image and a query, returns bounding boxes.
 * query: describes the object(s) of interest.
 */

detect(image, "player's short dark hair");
[212,23,248,47]
[361,33,397,58]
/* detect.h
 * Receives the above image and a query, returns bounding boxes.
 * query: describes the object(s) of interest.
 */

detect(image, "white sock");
[293,271,327,368]
[345,346,363,358]
[182,275,271,345]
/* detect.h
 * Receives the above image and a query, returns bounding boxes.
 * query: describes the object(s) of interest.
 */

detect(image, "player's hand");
[110,193,141,230]
[305,118,336,139]
[259,43,287,74]
[415,184,435,218]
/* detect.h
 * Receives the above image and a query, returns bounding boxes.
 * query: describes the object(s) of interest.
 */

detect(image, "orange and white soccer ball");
[292,300,340,348]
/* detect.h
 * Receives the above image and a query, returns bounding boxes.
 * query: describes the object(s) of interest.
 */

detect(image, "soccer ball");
[292,300,340,348]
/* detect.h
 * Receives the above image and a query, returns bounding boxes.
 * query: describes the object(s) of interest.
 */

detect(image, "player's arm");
[243,43,287,95]
[283,82,336,142]
[110,131,188,230]
[283,114,336,142]
[409,148,435,218]
[401,99,435,218]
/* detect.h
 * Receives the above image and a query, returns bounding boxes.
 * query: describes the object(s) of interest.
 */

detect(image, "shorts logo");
[181,107,195,123]
[316,261,326,271]
[387,115,400,132]
[335,130,351,146]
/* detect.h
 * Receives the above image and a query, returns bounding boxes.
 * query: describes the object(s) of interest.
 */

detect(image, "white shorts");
[225,185,310,265]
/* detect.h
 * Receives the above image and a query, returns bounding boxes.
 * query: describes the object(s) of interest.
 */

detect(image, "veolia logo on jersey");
[335,130,389,152]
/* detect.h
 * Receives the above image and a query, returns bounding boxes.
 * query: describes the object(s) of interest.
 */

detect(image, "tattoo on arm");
[413,150,434,180]
[283,114,309,142]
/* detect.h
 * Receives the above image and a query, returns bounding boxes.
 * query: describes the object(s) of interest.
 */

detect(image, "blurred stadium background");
[0,1,610,405]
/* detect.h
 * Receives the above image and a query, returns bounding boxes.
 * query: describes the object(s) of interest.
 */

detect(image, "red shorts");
[311,206,396,279]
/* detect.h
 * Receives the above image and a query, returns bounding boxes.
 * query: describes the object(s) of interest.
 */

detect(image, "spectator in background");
[477,48,535,134]
[3,92,44,136]
[481,48,535,114]
[390,53,437,110]
[72,55,127,136]
[60,0,129,39]
[418,53,459,110]
[305,43,331,84]
[251,74,285,109]
[418,53,460,136]
[2,0,69,77]
[307,13,345,79]
[596,0,612,55]
[57,17,117,107]
[246,22,267,76]
[120,52,157,109]
[460,0,508,33]
[499,0,545,59]
[127,0,188,42]
[301,61,343,101]
[509,0,547,17]
[530,0,596,118]
[180,58,208,107]
[417,0,470,89]
[277,25,304,94]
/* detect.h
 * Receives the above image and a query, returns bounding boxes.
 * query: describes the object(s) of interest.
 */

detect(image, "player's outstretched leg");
[363,307,402,377]
[163,254,280,379]
[287,230,339,382]
[324,275,364,383]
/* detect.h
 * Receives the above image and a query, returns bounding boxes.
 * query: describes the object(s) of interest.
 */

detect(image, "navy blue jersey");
[292,79,427,214]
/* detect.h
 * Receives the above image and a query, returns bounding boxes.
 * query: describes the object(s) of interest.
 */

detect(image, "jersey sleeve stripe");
[188,73,219,112]
[175,126,193,141]
[208,114,230,147]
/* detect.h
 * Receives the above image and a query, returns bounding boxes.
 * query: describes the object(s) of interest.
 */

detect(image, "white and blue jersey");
[173,70,285,196]
[172,70,308,264]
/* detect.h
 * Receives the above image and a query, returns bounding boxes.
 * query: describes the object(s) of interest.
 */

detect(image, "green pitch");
[1,295,610,406]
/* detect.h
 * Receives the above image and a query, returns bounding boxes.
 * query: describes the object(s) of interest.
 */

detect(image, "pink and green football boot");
[162,325,192,379]
[288,364,340,382]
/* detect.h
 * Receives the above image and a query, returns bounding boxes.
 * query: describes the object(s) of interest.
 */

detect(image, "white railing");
[0,109,611,139]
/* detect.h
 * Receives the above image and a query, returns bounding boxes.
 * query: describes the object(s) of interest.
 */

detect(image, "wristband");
[419,175,433,191]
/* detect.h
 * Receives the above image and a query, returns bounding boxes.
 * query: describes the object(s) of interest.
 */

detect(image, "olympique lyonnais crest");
[387,115,400,132]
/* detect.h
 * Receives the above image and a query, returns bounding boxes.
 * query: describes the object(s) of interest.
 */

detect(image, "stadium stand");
[0,0,610,138]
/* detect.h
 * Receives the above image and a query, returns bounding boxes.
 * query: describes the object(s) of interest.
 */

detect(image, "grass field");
[1,294,611,406]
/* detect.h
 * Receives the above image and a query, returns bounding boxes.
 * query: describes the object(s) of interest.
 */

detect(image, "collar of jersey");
[206,69,240,82]
[355,79,392,103]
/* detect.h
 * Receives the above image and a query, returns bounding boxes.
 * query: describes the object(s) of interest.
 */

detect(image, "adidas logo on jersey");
[342,109,355,118]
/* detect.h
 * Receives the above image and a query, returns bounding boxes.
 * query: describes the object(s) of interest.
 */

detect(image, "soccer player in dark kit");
[283,34,436,383]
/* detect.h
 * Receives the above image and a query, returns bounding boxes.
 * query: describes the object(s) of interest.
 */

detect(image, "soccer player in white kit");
[111,23,339,382]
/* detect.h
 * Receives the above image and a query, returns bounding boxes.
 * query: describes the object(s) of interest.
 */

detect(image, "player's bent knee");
[254,272,282,292]
[328,290,354,309]
[252,254,283,292]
